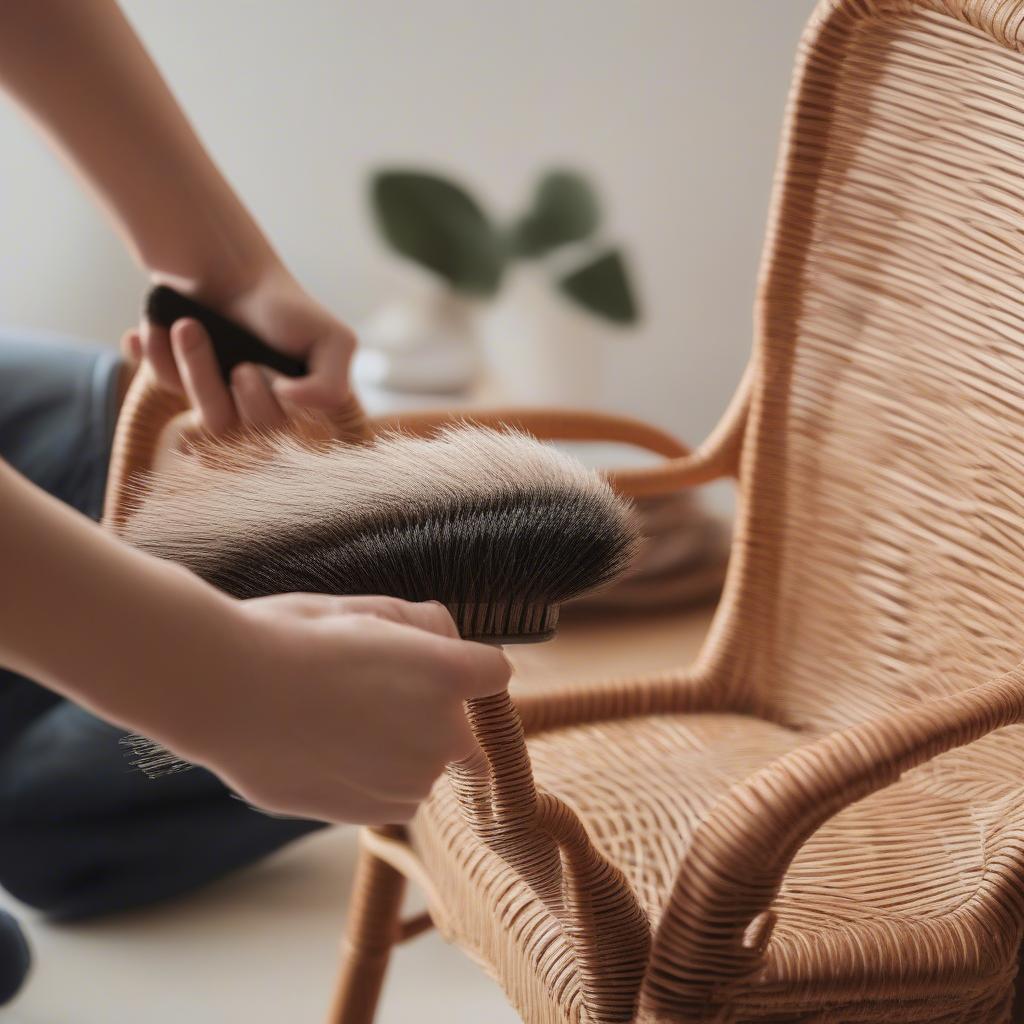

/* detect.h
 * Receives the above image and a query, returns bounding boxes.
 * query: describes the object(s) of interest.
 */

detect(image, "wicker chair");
[321,2,1024,1021]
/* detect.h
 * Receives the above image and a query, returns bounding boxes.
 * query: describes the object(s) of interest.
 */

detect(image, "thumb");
[452,641,513,700]
[271,339,352,411]
[271,373,347,410]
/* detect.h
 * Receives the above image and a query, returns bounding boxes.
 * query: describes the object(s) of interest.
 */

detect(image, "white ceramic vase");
[479,269,609,407]
[353,286,481,396]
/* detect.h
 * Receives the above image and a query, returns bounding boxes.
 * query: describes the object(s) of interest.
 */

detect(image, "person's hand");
[122,264,358,440]
[155,591,511,824]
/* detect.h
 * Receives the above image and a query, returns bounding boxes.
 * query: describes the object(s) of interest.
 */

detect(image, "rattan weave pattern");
[395,3,1024,1022]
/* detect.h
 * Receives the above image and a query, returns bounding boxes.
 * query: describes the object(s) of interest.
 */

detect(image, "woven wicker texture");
[383,2,1024,1022]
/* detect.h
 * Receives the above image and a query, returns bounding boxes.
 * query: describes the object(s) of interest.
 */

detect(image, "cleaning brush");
[119,287,640,774]
[124,423,639,641]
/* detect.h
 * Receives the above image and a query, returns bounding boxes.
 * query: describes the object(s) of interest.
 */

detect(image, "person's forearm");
[0,457,512,826]
[0,458,237,738]
[0,0,278,301]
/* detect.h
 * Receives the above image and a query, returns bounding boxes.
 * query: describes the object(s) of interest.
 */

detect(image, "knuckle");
[446,641,509,695]
[425,601,458,634]
[292,594,334,619]
[377,595,409,615]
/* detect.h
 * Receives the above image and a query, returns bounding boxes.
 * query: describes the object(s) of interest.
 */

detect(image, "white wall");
[0,0,814,444]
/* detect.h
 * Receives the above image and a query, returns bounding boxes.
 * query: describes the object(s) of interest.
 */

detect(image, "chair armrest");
[102,366,188,532]
[372,360,753,500]
[514,663,745,737]
[640,663,1024,1018]
[103,364,369,534]
[448,691,650,1023]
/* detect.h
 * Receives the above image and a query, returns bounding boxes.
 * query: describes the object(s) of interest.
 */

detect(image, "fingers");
[137,303,355,440]
[271,329,354,410]
[120,329,142,363]
[230,364,288,431]
[171,319,239,436]
[272,594,460,639]
[140,319,182,392]
[449,640,513,700]
[347,597,459,638]
[218,590,500,822]
[441,707,479,763]
[140,316,291,438]
[280,594,508,699]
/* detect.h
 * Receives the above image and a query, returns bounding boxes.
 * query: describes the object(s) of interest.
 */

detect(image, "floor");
[1,602,715,1024]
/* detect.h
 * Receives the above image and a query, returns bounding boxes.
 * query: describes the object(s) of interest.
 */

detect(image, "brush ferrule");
[451,601,559,644]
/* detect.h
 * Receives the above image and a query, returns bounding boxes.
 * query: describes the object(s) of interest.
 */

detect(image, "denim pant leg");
[0,333,121,747]
[0,334,322,920]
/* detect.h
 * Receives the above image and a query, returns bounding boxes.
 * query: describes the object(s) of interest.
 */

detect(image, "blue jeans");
[0,333,322,920]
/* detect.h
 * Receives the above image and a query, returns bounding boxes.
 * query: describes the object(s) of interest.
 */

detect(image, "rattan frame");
[327,3,1024,1022]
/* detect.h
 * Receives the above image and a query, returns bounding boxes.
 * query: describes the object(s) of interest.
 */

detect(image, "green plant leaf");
[510,170,601,258]
[557,249,639,325]
[371,171,505,296]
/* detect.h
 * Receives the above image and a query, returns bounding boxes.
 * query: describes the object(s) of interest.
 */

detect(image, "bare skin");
[0,0,512,824]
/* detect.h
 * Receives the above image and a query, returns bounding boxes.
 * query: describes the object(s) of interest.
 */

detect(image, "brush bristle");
[121,426,639,777]
[120,733,195,778]
[125,426,640,639]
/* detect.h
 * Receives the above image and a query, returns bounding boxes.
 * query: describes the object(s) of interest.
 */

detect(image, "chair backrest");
[712,0,1024,734]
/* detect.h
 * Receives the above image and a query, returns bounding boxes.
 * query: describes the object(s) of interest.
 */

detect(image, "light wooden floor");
[2,601,715,1024]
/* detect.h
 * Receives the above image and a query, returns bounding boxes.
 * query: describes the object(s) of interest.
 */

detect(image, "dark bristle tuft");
[127,426,641,643]
[188,486,637,640]
[120,734,193,778]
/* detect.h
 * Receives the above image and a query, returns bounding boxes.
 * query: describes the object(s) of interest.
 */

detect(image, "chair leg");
[327,836,407,1024]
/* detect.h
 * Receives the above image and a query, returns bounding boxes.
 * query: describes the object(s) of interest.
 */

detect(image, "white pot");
[479,270,609,407]
[354,287,481,395]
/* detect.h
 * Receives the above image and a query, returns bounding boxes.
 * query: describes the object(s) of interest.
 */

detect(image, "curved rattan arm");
[447,692,650,1023]
[638,663,1024,1018]
[372,360,753,499]
[514,662,747,738]
[102,366,370,533]
[102,366,189,532]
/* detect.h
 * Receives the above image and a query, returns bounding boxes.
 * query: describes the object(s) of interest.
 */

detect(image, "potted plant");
[357,167,640,400]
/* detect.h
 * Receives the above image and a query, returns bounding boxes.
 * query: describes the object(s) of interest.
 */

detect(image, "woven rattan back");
[708,0,1024,736]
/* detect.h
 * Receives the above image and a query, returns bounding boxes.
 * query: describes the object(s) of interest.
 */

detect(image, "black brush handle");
[145,285,306,381]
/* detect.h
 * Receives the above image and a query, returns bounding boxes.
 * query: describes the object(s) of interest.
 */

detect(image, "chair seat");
[410,711,1003,1023]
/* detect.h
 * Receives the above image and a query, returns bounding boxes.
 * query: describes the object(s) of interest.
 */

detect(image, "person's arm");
[0,0,353,417]
[0,460,511,823]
